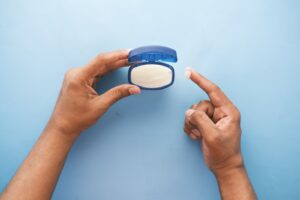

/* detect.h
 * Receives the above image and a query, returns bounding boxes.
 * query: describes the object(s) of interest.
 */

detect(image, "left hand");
[184,68,243,174]
[48,50,141,139]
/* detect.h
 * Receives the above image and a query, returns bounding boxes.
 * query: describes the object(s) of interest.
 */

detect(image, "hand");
[48,50,141,139]
[1,50,141,200]
[184,68,243,176]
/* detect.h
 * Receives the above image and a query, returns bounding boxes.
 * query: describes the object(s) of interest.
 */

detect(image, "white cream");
[130,64,173,88]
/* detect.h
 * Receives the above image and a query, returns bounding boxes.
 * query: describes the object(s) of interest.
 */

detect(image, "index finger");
[185,68,231,107]
[83,49,130,78]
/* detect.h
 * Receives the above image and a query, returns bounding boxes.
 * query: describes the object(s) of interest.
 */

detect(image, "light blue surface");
[1,0,300,199]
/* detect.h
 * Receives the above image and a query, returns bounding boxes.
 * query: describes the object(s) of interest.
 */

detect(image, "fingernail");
[192,129,201,136]
[184,68,192,79]
[129,86,141,95]
[185,109,195,117]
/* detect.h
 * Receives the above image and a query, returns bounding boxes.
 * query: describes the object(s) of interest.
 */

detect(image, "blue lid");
[128,45,177,64]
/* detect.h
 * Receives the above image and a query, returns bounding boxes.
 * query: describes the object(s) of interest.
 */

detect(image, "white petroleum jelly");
[131,64,172,88]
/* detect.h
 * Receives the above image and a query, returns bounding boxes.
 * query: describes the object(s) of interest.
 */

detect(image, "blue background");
[1,0,300,199]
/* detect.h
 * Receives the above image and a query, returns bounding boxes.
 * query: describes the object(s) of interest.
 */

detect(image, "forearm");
[214,166,257,200]
[1,123,76,200]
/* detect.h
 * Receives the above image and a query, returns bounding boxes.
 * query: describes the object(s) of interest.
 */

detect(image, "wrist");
[213,163,257,200]
[211,154,245,178]
[213,164,246,180]
[46,116,81,142]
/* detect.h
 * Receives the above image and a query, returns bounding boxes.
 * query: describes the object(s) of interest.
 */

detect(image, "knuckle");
[192,111,206,120]
[65,67,78,79]
[96,53,109,64]
[64,68,75,78]
[231,106,241,119]
[215,108,225,116]
[199,100,210,105]
[64,68,81,87]
[94,54,108,73]
[207,133,222,144]
[191,104,197,109]
[113,88,127,98]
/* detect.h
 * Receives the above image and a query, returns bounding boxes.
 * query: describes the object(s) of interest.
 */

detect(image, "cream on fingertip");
[184,67,193,79]
[185,109,195,117]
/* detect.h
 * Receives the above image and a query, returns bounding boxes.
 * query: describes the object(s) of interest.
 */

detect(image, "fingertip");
[184,67,192,79]
[190,133,198,140]
[185,109,195,117]
[186,67,200,83]
[192,129,201,137]
[129,85,141,95]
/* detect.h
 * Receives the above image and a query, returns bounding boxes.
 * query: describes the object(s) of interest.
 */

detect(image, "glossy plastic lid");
[128,45,177,64]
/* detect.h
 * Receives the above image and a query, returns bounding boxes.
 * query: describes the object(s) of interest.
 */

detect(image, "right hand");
[184,68,244,176]
[48,50,141,140]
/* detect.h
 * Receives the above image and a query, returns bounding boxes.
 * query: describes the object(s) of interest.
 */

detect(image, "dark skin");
[0,51,256,200]
[184,68,257,199]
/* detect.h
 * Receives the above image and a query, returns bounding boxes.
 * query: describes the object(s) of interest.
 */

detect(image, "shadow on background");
[75,68,173,147]
[95,68,128,93]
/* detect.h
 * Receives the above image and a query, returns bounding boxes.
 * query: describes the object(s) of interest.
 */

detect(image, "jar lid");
[128,45,177,64]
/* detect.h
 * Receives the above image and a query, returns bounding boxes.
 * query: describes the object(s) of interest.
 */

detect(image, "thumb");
[100,84,141,108]
[186,109,219,140]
